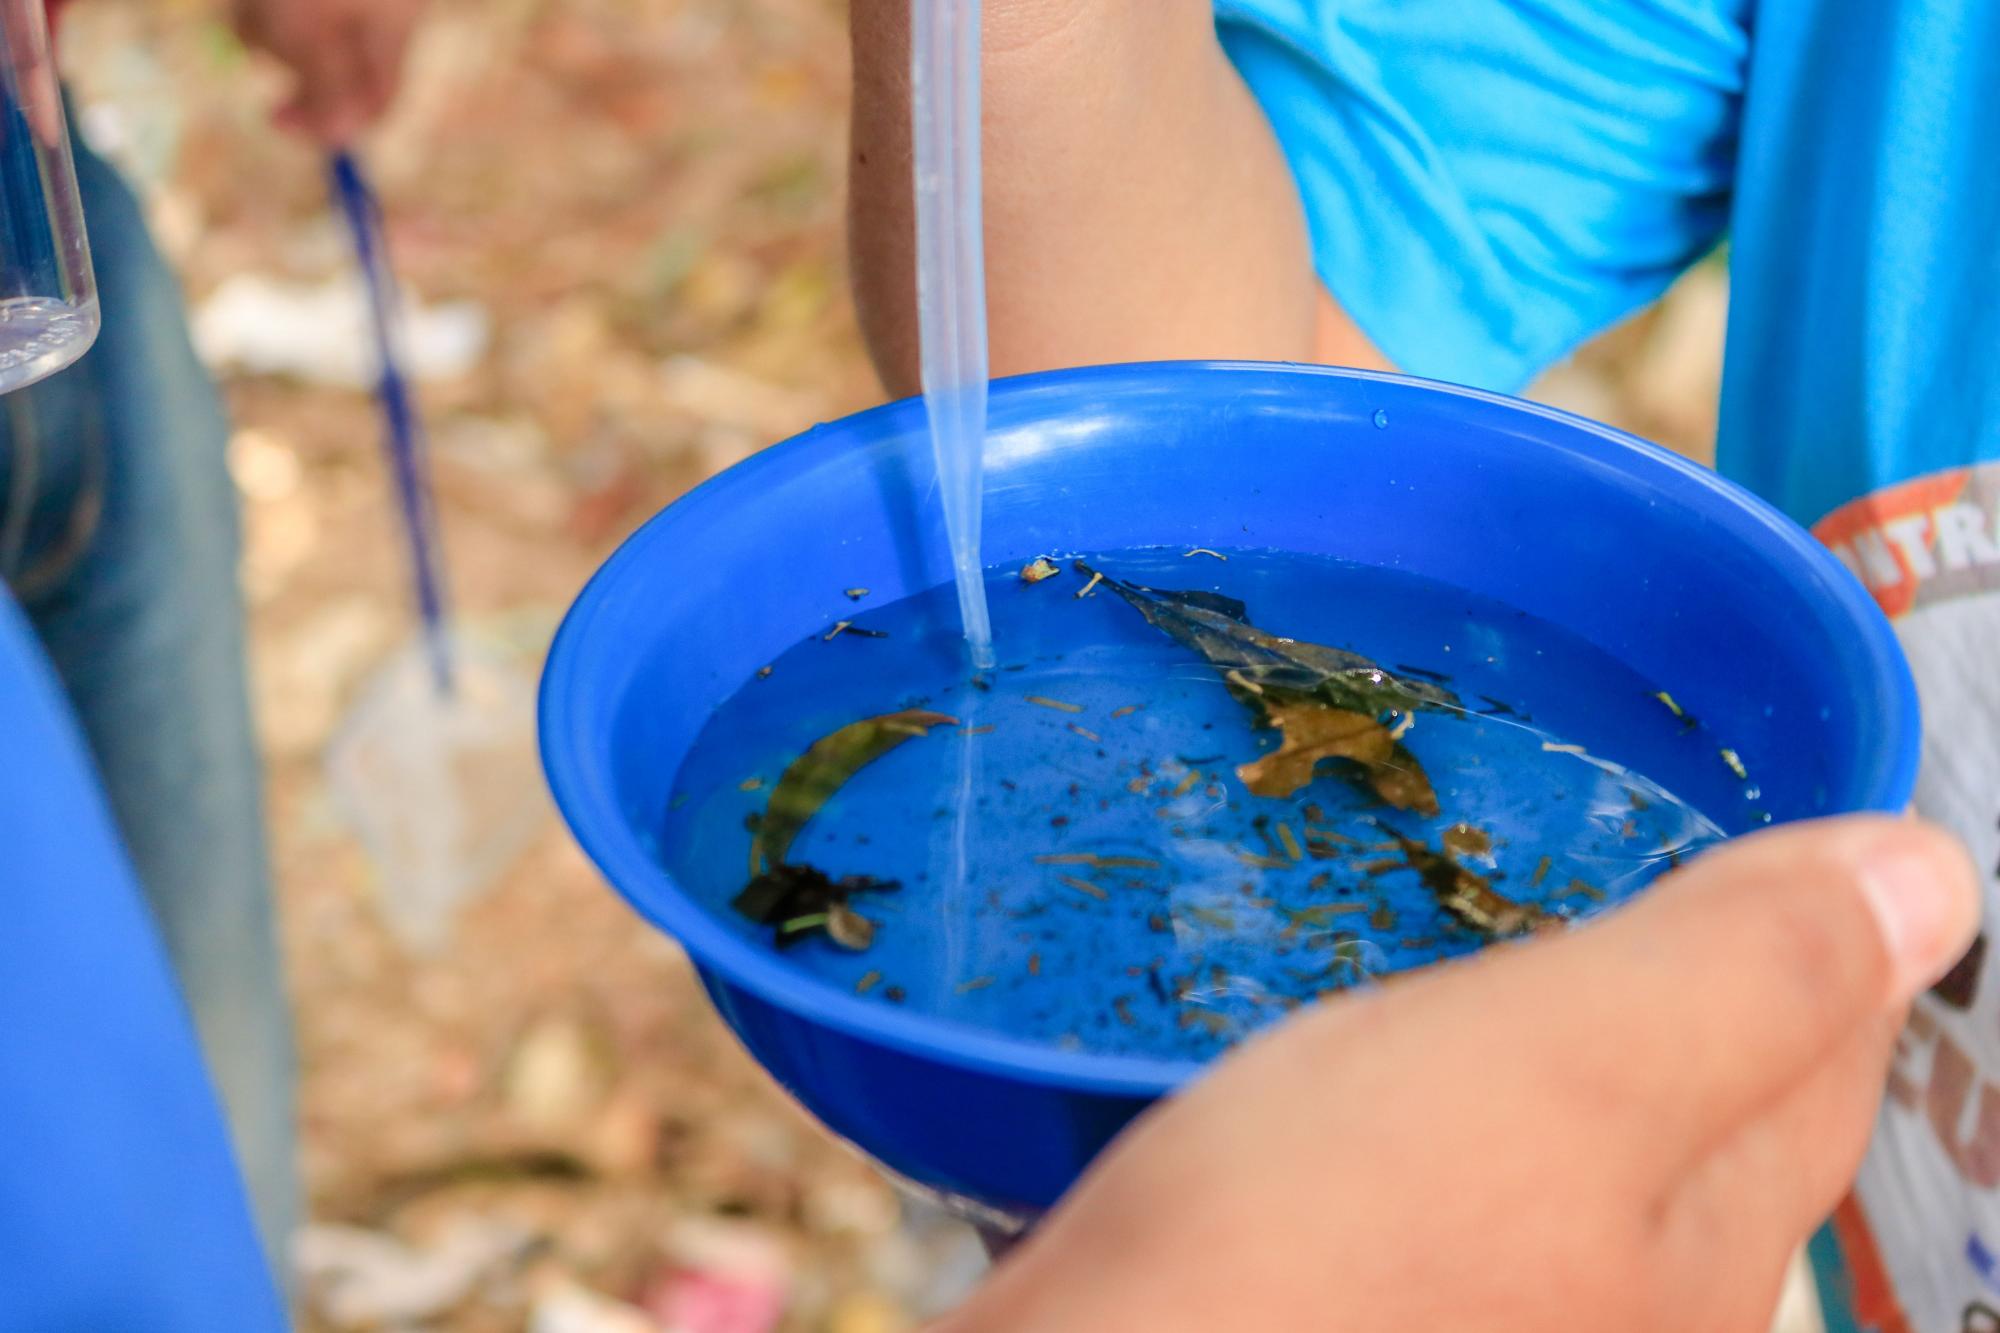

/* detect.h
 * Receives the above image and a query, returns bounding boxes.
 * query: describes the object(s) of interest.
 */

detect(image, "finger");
[1667,1010,1900,1264]
[1485,816,1975,1181]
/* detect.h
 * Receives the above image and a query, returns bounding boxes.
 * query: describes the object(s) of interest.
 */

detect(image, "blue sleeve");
[1214,0,1747,391]
[0,593,284,1333]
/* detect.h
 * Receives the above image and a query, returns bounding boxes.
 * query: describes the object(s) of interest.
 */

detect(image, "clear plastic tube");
[0,0,99,394]
[910,0,995,670]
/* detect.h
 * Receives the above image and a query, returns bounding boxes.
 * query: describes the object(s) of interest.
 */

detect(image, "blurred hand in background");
[231,0,420,145]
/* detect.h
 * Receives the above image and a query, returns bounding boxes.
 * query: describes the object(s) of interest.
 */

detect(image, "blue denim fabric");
[0,130,296,1274]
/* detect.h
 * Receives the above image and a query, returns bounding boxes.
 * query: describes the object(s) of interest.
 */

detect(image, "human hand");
[232,0,419,146]
[941,816,1979,1333]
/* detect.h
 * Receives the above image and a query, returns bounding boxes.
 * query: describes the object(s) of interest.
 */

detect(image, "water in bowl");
[656,547,1734,1062]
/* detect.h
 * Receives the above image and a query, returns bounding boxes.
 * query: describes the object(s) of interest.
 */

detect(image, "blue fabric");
[0,126,297,1267]
[1214,6,2000,1329]
[0,589,285,1332]
[1718,1,2000,527]
[1214,0,1746,397]
[1216,0,1998,530]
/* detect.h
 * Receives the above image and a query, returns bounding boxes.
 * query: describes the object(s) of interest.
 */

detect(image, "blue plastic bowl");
[540,361,1918,1218]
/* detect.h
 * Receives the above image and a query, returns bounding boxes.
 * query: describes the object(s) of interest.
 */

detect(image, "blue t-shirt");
[0,592,283,1332]
[1211,4,1999,1330]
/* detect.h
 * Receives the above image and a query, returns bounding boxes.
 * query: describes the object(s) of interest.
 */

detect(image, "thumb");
[1491,814,1978,1180]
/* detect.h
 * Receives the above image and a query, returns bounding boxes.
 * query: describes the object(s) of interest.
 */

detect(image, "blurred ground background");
[57,1,1739,1329]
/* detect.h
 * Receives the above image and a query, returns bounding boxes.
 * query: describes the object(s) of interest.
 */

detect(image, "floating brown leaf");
[1239,703,1390,798]
[1442,822,1493,860]
[1234,701,1439,813]
[1364,742,1441,816]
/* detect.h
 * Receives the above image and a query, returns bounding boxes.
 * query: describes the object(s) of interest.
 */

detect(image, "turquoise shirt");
[1214,0,1998,530]
[1213,4,2000,1330]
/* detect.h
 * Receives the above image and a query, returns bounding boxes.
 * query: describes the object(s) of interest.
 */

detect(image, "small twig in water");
[1026,695,1084,714]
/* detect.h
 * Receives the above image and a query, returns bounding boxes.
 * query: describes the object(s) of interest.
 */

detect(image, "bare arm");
[848,0,1385,399]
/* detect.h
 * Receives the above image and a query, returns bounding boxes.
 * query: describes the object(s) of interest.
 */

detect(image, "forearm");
[848,0,1326,398]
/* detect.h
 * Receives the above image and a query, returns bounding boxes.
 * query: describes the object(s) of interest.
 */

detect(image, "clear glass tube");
[0,0,96,394]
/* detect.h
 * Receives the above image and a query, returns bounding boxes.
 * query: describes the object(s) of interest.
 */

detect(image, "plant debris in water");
[710,553,1724,1043]
[1373,826,1552,938]
[732,708,954,949]
[822,620,890,641]
[1020,557,1061,584]
[1077,561,1452,811]
[731,863,898,950]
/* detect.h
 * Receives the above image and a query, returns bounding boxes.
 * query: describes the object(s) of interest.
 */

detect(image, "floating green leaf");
[750,708,956,874]
[733,707,953,953]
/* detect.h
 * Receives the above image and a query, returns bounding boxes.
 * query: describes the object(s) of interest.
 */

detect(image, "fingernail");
[1858,833,1980,1000]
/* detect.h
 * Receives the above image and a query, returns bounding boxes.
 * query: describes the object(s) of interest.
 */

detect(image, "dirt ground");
[57,1,1733,1328]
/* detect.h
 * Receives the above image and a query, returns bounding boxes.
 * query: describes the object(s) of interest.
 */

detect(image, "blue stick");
[328,151,454,695]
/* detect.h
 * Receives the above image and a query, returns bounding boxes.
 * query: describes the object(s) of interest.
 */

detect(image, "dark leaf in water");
[731,866,802,923]
[1076,561,1457,716]
[752,708,956,873]
[732,863,900,949]
[1081,561,1450,809]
